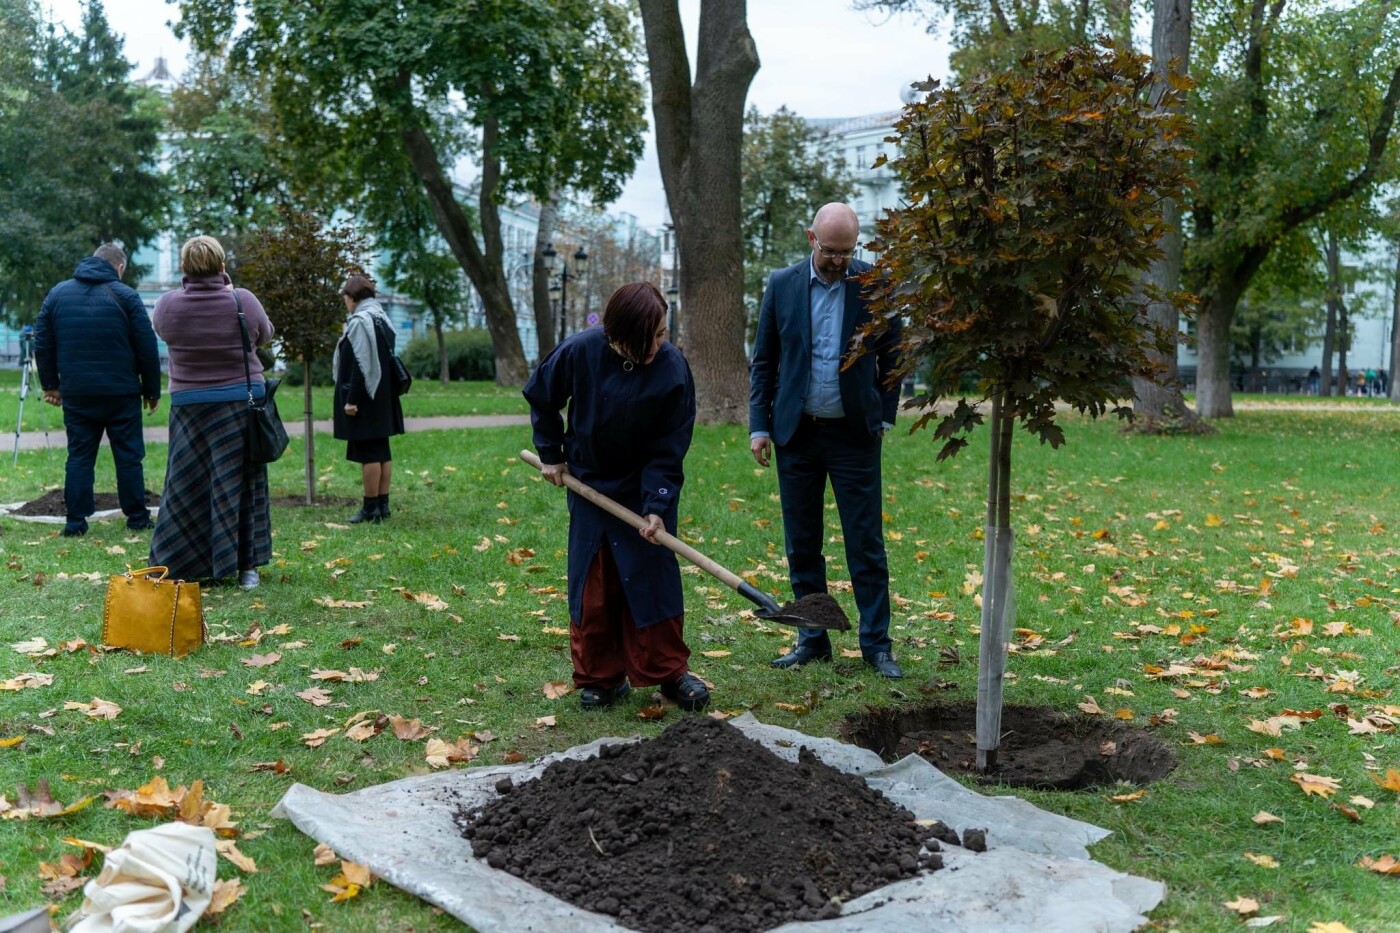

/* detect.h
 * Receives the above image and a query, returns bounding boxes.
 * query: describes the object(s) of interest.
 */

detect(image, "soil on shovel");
[842,702,1177,790]
[11,489,162,517]
[457,717,949,933]
[770,593,850,630]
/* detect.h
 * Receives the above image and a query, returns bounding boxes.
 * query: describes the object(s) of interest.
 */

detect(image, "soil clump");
[269,495,357,509]
[11,489,161,516]
[842,702,1177,790]
[458,716,946,933]
[770,593,850,630]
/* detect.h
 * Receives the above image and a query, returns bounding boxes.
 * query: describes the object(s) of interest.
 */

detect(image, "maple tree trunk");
[302,358,314,506]
[1132,0,1200,430]
[977,395,1015,773]
[639,0,758,424]
[435,318,448,386]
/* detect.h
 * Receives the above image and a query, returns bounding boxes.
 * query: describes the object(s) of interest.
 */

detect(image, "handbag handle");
[124,566,170,584]
[234,288,257,407]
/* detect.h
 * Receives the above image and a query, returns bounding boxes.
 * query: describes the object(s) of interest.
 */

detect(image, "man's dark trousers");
[61,395,147,521]
[774,415,891,658]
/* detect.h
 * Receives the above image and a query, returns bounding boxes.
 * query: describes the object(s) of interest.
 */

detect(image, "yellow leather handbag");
[101,567,205,658]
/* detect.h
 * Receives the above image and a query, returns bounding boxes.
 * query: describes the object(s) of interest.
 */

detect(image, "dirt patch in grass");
[457,716,952,933]
[269,495,357,508]
[841,702,1177,790]
[10,489,161,516]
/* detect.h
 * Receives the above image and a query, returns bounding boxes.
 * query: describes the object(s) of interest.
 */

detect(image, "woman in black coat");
[332,274,405,523]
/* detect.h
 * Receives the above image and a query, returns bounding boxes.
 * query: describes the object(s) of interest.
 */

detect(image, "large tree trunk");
[386,73,528,386]
[532,194,560,361]
[639,0,759,424]
[1131,0,1200,429]
[1193,286,1241,418]
[1389,241,1400,400]
[302,358,314,506]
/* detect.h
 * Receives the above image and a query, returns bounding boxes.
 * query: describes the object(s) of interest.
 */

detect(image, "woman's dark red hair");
[603,282,666,363]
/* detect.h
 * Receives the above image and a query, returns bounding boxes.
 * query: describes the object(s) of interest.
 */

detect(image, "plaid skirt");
[150,401,272,582]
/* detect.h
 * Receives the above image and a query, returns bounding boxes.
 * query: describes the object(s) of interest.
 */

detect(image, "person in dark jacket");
[332,274,405,524]
[33,243,161,537]
[749,202,904,679]
[523,282,708,712]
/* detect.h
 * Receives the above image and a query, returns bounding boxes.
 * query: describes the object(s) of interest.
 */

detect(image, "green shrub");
[282,355,335,387]
[401,329,496,381]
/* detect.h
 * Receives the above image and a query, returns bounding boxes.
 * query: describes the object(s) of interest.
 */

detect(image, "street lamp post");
[542,243,589,345]
[666,285,679,346]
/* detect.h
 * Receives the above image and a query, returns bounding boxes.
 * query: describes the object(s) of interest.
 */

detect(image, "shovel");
[519,450,850,631]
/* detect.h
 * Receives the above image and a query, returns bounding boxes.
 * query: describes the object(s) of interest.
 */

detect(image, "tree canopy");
[740,106,855,323]
[176,0,647,386]
[0,0,163,324]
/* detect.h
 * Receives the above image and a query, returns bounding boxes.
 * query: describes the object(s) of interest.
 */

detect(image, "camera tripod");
[12,326,49,467]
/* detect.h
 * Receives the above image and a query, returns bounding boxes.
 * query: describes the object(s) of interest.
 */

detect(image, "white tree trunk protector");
[272,713,1164,932]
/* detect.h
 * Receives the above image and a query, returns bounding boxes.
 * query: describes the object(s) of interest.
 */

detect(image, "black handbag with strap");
[372,314,412,396]
[236,290,289,464]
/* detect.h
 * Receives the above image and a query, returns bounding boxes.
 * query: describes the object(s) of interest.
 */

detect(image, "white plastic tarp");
[272,713,1165,932]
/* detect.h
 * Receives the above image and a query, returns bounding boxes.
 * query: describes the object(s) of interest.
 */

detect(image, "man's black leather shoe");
[866,652,903,679]
[770,646,833,670]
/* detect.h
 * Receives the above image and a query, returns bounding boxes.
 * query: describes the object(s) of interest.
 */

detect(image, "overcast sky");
[44,0,951,228]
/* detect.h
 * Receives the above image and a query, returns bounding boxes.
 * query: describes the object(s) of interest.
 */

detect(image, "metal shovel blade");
[740,583,852,632]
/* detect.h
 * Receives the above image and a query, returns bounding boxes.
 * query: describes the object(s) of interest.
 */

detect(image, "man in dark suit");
[748,203,903,678]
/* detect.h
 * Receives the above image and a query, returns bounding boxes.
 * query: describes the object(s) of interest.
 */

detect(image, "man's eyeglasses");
[813,238,857,261]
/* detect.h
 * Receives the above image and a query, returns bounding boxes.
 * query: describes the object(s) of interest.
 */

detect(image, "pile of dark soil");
[11,489,161,517]
[770,593,851,630]
[842,702,1177,790]
[458,717,947,933]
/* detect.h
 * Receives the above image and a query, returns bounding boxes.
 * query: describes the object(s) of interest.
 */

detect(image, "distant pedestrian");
[32,243,160,537]
[148,236,274,590]
[1380,370,1389,396]
[1366,368,1379,397]
[1355,370,1367,396]
[1307,366,1320,395]
[333,274,404,524]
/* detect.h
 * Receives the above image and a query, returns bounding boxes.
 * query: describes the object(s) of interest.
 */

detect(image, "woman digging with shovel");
[522,282,710,712]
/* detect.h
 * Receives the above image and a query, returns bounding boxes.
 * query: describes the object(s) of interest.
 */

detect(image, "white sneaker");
[238,570,260,591]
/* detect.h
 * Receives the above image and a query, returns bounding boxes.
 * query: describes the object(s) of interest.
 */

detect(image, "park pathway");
[11,399,1398,453]
[10,413,531,452]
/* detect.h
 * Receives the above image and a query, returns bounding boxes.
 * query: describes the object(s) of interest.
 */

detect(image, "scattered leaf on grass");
[535,716,557,728]
[1077,696,1103,715]
[1225,897,1260,917]
[0,672,53,691]
[1306,924,1354,933]
[389,715,435,740]
[1357,855,1400,876]
[1109,789,1146,803]
[1252,811,1284,825]
[1243,852,1279,868]
[241,652,281,668]
[424,737,479,768]
[315,598,370,609]
[313,842,338,866]
[1331,802,1361,823]
[542,681,573,700]
[216,839,257,873]
[302,729,339,748]
[296,687,332,707]
[1291,773,1342,799]
[250,761,290,775]
[64,697,122,720]
[1370,769,1400,793]
[207,877,246,916]
[638,706,668,721]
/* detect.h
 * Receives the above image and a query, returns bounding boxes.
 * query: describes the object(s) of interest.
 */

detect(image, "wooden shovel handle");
[518,449,746,592]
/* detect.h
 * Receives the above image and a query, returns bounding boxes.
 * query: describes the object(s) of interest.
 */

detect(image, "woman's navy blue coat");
[523,327,696,628]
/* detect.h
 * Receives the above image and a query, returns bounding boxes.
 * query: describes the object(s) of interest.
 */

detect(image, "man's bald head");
[811,203,859,241]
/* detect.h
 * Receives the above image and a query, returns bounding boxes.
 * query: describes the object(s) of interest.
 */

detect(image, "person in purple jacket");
[148,235,275,590]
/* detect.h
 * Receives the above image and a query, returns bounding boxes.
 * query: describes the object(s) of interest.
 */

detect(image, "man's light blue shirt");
[804,256,846,419]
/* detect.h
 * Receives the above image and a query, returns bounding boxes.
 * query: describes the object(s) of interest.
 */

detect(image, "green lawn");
[0,371,528,432]
[1,405,1398,932]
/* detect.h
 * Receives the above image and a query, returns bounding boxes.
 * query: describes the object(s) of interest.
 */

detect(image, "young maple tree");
[862,43,1195,770]
[235,207,367,504]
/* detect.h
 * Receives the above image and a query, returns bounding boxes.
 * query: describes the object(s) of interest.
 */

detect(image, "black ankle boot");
[377,494,390,519]
[348,497,382,524]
